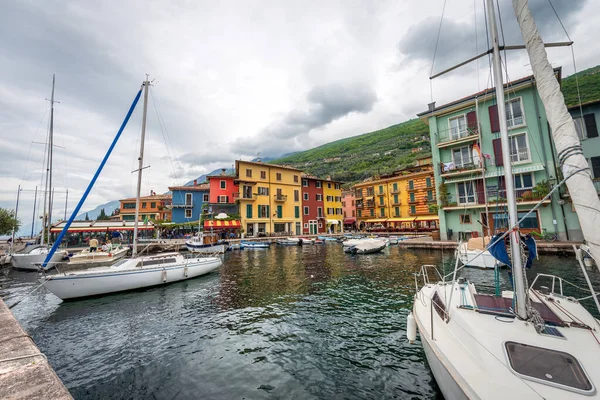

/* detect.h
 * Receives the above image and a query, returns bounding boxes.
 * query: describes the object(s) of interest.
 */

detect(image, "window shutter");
[476,179,485,204]
[584,114,598,138]
[266,205,270,217]
[467,111,477,133]
[591,157,600,179]
[295,206,300,219]
[246,204,252,218]
[225,196,229,203]
[277,205,282,218]
[492,138,503,166]
[488,104,500,133]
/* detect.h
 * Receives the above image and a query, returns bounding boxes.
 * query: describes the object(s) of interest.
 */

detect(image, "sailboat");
[457,237,504,269]
[11,75,67,271]
[410,0,600,398]
[41,77,222,300]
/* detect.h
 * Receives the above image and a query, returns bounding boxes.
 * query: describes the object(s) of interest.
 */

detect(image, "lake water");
[1,244,597,399]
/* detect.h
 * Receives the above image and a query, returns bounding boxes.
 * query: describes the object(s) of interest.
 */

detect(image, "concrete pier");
[397,237,579,254]
[0,299,71,399]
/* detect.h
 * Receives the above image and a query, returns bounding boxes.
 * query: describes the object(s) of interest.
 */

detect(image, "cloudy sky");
[1,0,598,227]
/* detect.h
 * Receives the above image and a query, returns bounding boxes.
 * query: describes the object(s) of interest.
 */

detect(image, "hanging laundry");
[442,161,455,172]
[472,143,482,167]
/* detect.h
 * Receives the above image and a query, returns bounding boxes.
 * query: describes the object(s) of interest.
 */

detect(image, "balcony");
[171,203,193,209]
[233,191,257,201]
[435,126,479,148]
[439,162,483,178]
[355,192,364,199]
[274,194,287,202]
[364,201,375,208]
[391,199,402,206]
[390,188,400,194]
[441,187,549,210]
[406,184,416,191]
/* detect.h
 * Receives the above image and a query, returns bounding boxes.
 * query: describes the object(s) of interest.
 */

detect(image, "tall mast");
[486,0,528,319]
[132,77,150,257]
[31,186,38,238]
[513,0,600,265]
[47,74,56,244]
[10,186,21,254]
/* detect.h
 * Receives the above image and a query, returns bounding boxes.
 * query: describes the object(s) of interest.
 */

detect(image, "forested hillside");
[271,65,600,185]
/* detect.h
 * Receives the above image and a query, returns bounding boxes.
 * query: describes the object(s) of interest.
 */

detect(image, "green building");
[417,68,584,241]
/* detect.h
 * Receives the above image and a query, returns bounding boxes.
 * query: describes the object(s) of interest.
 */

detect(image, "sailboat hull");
[43,257,222,300]
[12,248,66,271]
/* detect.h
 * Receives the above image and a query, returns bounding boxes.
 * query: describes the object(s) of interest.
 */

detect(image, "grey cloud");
[231,82,377,157]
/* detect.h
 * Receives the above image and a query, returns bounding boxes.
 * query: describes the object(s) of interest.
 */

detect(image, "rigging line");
[495,0,509,75]
[430,0,448,79]
[546,0,572,42]
[20,103,51,185]
[149,87,181,186]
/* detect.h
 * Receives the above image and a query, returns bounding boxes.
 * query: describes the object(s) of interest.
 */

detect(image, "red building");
[207,170,239,217]
[301,175,325,234]
[342,191,356,230]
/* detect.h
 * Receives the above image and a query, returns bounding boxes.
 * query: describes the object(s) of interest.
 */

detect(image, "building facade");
[207,171,239,217]
[235,160,303,236]
[169,182,210,223]
[418,68,582,241]
[323,179,344,233]
[342,190,356,230]
[119,193,171,221]
[301,176,325,234]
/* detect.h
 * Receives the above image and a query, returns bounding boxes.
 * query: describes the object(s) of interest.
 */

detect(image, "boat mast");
[31,186,37,238]
[486,0,528,319]
[10,185,21,254]
[513,0,600,265]
[132,76,150,257]
[47,74,56,245]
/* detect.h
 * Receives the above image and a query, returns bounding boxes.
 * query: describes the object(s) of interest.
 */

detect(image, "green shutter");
[409,180,414,189]
[277,205,282,218]
[428,190,433,200]
[295,206,299,218]
[379,185,383,194]
[395,206,400,216]
[246,204,253,218]
[370,209,374,217]
[393,182,398,191]
[266,205,270,217]
[379,196,384,205]
[358,210,362,217]
[411,205,416,214]
[410,192,415,202]
[394,194,399,204]
[426,177,431,187]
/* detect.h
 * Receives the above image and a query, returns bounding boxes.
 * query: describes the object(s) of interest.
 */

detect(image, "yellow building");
[323,179,344,233]
[235,160,303,236]
[354,163,438,231]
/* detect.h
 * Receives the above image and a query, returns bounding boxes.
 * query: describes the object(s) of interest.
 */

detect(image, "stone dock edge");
[0,298,72,400]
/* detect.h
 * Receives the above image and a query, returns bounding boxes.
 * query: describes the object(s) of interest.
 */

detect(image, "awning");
[50,226,154,233]
[387,217,418,222]
[343,218,356,224]
[204,220,241,229]
[365,218,388,223]
[414,216,439,221]
[326,219,340,224]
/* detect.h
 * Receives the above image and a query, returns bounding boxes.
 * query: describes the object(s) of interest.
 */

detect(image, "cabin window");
[246,169,252,178]
[449,114,468,139]
[509,132,530,163]
[506,98,524,128]
[504,342,593,393]
[185,209,192,218]
[220,180,226,189]
[457,182,476,204]
[260,171,266,179]
[460,214,471,224]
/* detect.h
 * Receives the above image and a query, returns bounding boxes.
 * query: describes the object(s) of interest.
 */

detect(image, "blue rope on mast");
[42,88,143,269]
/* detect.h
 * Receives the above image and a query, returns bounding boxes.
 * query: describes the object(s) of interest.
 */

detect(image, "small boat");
[276,238,303,246]
[0,249,11,266]
[12,245,67,271]
[66,245,129,270]
[185,233,228,254]
[229,243,241,250]
[348,240,387,254]
[457,237,504,269]
[388,236,399,245]
[317,236,338,241]
[42,253,221,300]
[240,241,270,249]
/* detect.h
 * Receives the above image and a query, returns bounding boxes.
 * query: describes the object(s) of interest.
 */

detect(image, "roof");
[302,175,344,184]
[235,159,302,172]
[120,194,172,202]
[206,175,236,180]
[168,183,210,192]
[568,99,600,110]
[417,67,562,118]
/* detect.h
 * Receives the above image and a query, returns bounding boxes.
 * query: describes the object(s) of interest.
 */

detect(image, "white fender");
[407,312,417,344]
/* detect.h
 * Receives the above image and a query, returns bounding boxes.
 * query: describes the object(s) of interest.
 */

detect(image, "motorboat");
[42,252,222,300]
[185,233,228,254]
[12,245,67,271]
[240,241,270,249]
[346,239,386,254]
[276,238,302,246]
[457,237,505,269]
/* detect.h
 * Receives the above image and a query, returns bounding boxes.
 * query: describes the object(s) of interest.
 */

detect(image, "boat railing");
[414,264,442,290]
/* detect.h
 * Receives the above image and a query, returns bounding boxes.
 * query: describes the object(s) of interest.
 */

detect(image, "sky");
[1,0,598,230]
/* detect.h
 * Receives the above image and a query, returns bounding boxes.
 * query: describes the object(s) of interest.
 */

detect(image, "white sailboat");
[66,244,129,269]
[12,76,67,271]
[457,237,505,269]
[411,1,600,398]
[41,77,222,300]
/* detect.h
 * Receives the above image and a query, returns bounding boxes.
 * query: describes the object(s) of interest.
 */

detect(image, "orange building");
[119,192,172,222]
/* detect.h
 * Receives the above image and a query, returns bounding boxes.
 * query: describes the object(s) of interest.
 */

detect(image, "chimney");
[326,175,331,181]
[428,101,436,112]
[193,179,197,186]
[221,168,226,176]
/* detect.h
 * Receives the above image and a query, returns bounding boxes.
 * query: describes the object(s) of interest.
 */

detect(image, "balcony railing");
[391,199,401,205]
[172,203,193,209]
[435,126,479,146]
[364,201,375,208]
[406,184,416,191]
[233,191,256,200]
[390,188,400,194]
[274,194,287,202]
[439,161,482,176]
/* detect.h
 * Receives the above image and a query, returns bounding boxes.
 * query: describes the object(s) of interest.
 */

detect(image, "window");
[410,205,416,214]
[141,202,147,209]
[409,192,415,202]
[394,207,400,217]
[123,202,136,209]
[379,197,384,206]
[327,183,331,189]
[185,193,192,205]
[203,194,209,202]
[514,173,533,191]
[457,182,476,204]
[242,185,252,199]
[317,207,323,217]
[260,171,266,179]
[343,211,347,217]
[258,187,269,196]
[426,177,432,187]
[246,169,252,178]
[393,182,398,192]
[408,180,414,190]
[351,200,354,206]
[276,205,282,218]
[294,190,299,202]
[303,193,309,201]
[493,211,539,230]
[218,195,228,203]
[574,116,587,140]
[151,202,156,208]
[590,156,600,178]
[276,173,282,181]
[316,181,322,188]
[258,205,268,218]
[342,201,346,207]
[304,223,308,228]
[294,175,299,183]
[318,223,322,228]
[393,194,399,204]
[218,180,226,190]
[379,185,384,194]
[302,179,308,187]
[460,214,471,224]
[506,98,524,128]
[427,190,433,201]
[316,194,322,201]
[246,204,253,218]
[304,206,309,215]
[509,133,530,163]
[370,209,375,217]
[357,210,362,217]
[380,208,385,217]
[452,146,472,168]
[449,114,468,139]
[335,183,340,190]
[352,210,355,217]
[295,206,300,218]
[185,209,192,218]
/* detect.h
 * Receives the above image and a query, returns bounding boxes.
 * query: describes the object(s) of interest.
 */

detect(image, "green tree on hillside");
[0,208,20,236]
[97,208,110,220]
[85,213,90,221]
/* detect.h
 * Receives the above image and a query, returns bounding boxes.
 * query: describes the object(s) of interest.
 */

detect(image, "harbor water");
[1,244,598,399]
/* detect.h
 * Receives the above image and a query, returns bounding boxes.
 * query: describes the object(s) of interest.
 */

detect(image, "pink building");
[342,191,356,230]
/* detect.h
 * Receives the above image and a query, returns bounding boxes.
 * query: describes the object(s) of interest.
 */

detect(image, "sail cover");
[488,233,537,269]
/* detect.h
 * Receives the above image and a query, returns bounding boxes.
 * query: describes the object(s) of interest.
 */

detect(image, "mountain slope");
[562,65,600,107]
